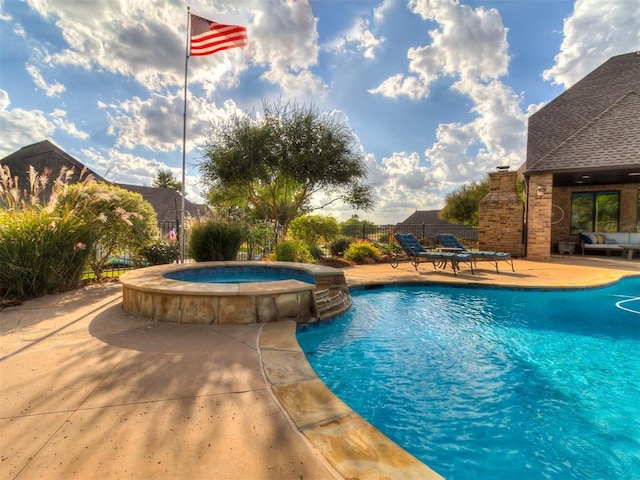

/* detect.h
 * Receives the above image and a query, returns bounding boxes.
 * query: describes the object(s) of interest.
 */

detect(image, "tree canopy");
[440,177,490,227]
[198,100,374,235]
[152,169,182,192]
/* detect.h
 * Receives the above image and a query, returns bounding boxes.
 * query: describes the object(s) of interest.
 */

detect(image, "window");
[570,191,619,233]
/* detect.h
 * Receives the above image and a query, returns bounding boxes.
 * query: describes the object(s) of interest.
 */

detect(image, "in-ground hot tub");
[119,261,350,324]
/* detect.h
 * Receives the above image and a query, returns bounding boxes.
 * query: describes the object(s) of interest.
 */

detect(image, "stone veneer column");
[525,173,553,261]
[478,170,524,256]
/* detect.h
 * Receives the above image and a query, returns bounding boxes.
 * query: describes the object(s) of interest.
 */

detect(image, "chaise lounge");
[393,233,475,276]
[435,233,515,273]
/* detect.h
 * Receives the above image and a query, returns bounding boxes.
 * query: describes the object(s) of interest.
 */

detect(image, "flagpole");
[180,7,190,263]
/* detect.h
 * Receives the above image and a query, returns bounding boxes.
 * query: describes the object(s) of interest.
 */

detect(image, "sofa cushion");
[605,233,631,244]
[595,234,606,244]
[580,232,597,244]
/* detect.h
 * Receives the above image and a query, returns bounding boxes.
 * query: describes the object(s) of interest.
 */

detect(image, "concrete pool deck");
[1,256,638,479]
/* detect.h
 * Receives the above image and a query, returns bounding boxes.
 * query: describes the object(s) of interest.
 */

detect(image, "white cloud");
[80,147,203,202]
[368,0,524,192]
[0,90,55,157]
[50,109,89,139]
[100,91,248,158]
[542,0,640,88]
[368,73,431,100]
[409,0,509,82]
[372,0,510,101]
[101,92,186,153]
[24,0,194,91]
[26,63,66,97]
[329,17,385,59]
[0,0,11,22]
[248,0,328,99]
[374,0,399,23]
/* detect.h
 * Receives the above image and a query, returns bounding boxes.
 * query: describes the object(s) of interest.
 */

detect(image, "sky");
[1,0,639,224]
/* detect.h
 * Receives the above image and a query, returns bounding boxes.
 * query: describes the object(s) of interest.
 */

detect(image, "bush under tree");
[139,239,180,265]
[56,183,158,280]
[187,220,245,261]
[273,240,314,263]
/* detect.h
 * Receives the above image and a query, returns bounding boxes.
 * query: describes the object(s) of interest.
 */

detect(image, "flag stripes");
[190,14,247,57]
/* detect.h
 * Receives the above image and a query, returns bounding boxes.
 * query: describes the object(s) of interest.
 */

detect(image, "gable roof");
[526,51,640,178]
[1,139,208,222]
[397,210,452,225]
[1,139,107,189]
[117,183,208,222]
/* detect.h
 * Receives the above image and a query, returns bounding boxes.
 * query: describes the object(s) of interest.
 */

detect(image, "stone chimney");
[478,168,524,256]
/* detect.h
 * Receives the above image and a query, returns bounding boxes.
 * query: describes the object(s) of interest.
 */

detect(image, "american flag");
[190,14,247,57]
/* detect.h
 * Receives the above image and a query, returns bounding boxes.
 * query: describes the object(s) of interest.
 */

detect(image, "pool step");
[313,286,352,320]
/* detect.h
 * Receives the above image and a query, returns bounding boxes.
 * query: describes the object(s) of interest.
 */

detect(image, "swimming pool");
[297,277,640,480]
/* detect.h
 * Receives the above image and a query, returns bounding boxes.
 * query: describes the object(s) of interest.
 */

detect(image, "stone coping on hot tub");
[119,261,329,296]
[119,261,349,324]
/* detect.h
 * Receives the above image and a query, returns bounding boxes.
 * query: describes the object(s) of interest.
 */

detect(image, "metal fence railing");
[90,222,478,276]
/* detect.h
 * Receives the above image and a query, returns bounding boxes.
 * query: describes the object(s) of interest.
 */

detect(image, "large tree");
[152,169,182,192]
[198,101,374,236]
[440,176,490,227]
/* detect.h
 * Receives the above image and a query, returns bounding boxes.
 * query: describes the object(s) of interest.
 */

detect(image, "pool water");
[297,278,640,480]
[164,266,315,284]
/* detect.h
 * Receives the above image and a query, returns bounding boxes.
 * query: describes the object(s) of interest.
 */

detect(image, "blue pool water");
[297,277,640,480]
[164,266,315,284]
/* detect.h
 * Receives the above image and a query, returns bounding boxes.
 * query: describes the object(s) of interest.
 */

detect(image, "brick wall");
[525,173,553,261]
[478,171,524,256]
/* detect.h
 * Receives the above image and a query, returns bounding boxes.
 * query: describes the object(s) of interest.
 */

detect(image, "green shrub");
[56,182,158,280]
[309,244,325,260]
[375,241,403,255]
[289,215,340,247]
[274,240,313,263]
[139,239,180,265]
[343,240,380,263]
[329,237,353,257]
[187,221,244,261]
[0,209,94,300]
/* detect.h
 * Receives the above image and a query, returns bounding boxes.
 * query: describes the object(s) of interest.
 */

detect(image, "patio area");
[1,256,638,480]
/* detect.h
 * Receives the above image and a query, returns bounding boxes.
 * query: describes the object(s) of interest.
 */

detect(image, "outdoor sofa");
[580,232,640,258]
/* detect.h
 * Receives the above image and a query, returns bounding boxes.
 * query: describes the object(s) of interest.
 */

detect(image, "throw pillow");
[595,234,606,244]
[580,233,595,244]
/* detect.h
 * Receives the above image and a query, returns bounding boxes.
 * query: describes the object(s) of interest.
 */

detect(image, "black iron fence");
[95,222,477,274]
[339,223,478,247]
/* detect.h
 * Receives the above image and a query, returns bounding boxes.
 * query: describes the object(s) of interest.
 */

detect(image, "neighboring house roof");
[525,51,640,183]
[1,139,208,222]
[397,210,478,240]
[397,210,452,225]
[1,139,107,188]
[118,183,208,222]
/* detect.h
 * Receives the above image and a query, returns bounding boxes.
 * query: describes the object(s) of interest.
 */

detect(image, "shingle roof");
[1,139,107,188]
[397,210,452,225]
[526,51,640,174]
[117,183,208,222]
[1,140,208,222]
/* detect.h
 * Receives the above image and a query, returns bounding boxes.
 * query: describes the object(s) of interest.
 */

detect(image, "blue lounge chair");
[435,233,514,273]
[393,233,475,276]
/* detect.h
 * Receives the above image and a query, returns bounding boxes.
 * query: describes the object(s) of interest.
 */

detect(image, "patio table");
[620,245,640,260]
